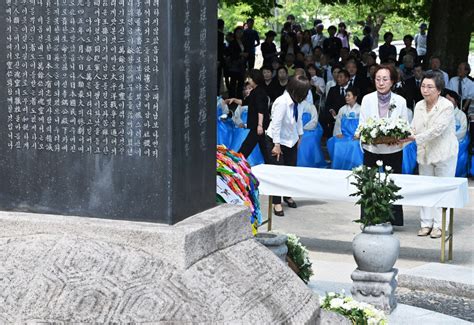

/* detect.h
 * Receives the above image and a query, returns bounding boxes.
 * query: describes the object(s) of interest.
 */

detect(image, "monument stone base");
[0,205,319,323]
[351,268,398,313]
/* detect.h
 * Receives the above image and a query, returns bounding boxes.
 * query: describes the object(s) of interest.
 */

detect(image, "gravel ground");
[397,287,474,322]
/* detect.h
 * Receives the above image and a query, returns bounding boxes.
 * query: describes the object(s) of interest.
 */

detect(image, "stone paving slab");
[398,263,474,298]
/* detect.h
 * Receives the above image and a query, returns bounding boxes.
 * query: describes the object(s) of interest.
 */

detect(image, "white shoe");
[417,227,431,236]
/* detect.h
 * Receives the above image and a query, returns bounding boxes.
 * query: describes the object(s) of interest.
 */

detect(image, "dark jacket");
[228,40,249,73]
[324,85,347,121]
[348,75,370,104]
[403,76,423,109]
[261,41,278,66]
[243,86,270,130]
[267,79,287,104]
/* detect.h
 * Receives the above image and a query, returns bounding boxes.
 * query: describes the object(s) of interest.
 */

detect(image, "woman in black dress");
[226,69,270,163]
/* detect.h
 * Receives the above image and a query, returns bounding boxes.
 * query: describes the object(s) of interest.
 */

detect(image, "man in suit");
[346,60,369,103]
[243,18,260,71]
[403,63,424,110]
[322,69,350,138]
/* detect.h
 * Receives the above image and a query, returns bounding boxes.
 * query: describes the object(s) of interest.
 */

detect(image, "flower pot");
[255,232,288,263]
[352,223,400,272]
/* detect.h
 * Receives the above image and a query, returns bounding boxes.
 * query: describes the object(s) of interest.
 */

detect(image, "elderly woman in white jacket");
[358,64,409,227]
[402,71,459,238]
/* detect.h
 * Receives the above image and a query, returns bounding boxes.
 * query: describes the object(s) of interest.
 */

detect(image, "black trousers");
[363,150,404,226]
[239,129,269,163]
[266,136,298,204]
[247,53,256,71]
[228,71,245,99]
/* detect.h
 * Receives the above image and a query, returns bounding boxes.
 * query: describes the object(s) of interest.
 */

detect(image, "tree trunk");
[425,0,474,77]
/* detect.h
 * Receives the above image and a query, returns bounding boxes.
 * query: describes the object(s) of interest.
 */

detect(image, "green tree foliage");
[320,0,432,20]
[218,0,280,18]
[219,0,422,44]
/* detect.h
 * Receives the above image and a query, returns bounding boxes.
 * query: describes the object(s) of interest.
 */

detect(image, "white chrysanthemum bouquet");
[355,118,411,145]
[320,291,387,324]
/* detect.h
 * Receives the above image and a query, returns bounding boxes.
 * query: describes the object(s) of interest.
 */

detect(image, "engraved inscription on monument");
[5,0,160,158]
[0,0,217,224]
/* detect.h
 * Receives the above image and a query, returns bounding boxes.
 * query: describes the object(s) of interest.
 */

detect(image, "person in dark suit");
[261,30,278,67]
[403,63,424,110]
[322,69,350,138]
[378,32,397,64]
[226,69,270,162]
[398,35,418,66]
[353,26,373,54]
[322,25,342,64]
[227,27,250,99]
[243,18,260,71]
[345,60,369,103]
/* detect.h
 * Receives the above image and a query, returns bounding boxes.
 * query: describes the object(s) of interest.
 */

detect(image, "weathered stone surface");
[351,268,398,313]
[0,205,319,323]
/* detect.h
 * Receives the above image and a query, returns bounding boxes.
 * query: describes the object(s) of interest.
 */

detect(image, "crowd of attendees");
[217,15,473,124]
[216,15,473,233]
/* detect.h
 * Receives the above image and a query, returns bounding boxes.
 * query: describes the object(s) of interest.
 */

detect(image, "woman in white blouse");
[358,64,409,226]
[266,75,311,216]
[402,71,459,238]
[333,88,361,137]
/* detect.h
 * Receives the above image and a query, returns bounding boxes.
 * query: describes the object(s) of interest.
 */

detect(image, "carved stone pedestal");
[351,268,398,313]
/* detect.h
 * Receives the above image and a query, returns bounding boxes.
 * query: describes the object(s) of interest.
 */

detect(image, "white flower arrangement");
[320,291,387,325]
[286,233,314,283]
[355,117,411,145]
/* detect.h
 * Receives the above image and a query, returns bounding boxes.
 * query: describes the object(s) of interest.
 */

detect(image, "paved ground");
[397,287,473,322]
[258,178,474,321]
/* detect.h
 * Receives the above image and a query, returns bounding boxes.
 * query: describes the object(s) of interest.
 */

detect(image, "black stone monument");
[0,0,217,224]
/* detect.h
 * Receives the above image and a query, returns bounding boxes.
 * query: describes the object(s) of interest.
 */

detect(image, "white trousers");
[418,155,457,229]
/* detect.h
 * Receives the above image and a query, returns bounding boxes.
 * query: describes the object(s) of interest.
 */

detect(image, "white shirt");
[305,89,314,105]
[311,33,326,49]
[454,107,467,140]
[300,43,312,56]
[311,76,326,95]
[447,76,474,100]
[414,33,427,56]
[412,96,458,165]
[321,65,333,82]
[358,91,409,154]
[266,91,304,148]
[300,101,319,131]
[333,103,361,136]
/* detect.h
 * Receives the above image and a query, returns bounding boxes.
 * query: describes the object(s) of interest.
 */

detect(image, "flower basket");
[372,136,399,145]
[286,255,300,274]
[355,117,411,145]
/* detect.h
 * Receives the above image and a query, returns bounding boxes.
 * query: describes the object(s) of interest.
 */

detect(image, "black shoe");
[283,198,297,208]
[273,207,285,216]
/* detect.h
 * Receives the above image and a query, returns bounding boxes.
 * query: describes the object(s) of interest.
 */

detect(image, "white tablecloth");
[252,165,469,209]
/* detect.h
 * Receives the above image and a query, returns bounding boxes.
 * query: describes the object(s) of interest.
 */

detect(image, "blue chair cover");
[297,113,327,168]
[327,116,363,170]
[455,133,470,177]
[216,102,234,148]
[229,110,265,166]
[402,142,418,174]
[470,155,474,177]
